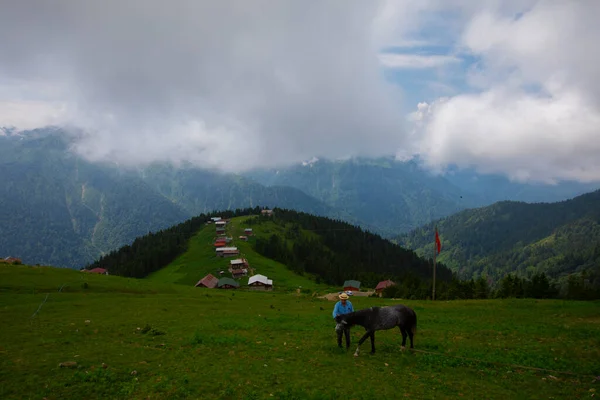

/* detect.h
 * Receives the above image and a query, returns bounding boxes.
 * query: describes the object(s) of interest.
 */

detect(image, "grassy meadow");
[1,265,599,400]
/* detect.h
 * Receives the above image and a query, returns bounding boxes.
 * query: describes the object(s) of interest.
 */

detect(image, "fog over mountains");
[2,128,598,269]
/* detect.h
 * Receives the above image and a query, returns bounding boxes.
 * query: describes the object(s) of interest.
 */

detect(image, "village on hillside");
[2,208,396,296]
[190,210,397,296]
[195,211,276,291]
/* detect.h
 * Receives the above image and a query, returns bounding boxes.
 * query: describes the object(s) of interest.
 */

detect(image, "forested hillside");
[398,190,600,297]
[85,207,452,289]
[246,208,453,288]
[0,130,189,268]
[85,208,260,277]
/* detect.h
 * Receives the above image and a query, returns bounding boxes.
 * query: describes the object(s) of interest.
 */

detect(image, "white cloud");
[378,53,461,69]
[0,101,68,131]
[0,0,406,172]
[409,1,600,183]
[2,0,599,184]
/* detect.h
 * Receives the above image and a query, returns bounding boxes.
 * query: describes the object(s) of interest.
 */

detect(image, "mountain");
[245,157,480,236]
[3,127,598,269]
[397,190,600,287]
[245,157,600,237]
[442,166,600,204]
[137,163,351,222]
[0,129,190,269]
[0,130,340,268]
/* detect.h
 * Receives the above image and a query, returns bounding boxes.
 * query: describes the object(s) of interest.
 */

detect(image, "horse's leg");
[408,326,414,349]
[354,331,372,357]
[336,329,343,348]
[399,326,408,350]
[344,328,351,349]
[369,332,376,354]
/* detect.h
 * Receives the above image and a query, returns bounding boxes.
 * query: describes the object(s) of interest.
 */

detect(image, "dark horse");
[334,304,417,356]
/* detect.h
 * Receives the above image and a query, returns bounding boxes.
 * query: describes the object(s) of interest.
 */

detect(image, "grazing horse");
[334,304,417,357]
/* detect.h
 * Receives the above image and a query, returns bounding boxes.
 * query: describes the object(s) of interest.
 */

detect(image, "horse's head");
[334,315,349,332]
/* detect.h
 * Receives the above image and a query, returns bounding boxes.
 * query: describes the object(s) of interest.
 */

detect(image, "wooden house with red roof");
[87,268,108,275]
[1,256,22,264]
[195,274,219,288]
[375,280,395,296]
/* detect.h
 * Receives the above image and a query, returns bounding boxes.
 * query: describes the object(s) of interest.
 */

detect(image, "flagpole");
[432,226,437,301]
[432,250,436,301]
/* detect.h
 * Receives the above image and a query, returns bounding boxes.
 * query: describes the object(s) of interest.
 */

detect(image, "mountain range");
[398,189,600,286]
[1,127,599,270]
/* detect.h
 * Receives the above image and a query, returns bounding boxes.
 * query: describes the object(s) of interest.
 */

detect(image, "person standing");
[333,292,353,348]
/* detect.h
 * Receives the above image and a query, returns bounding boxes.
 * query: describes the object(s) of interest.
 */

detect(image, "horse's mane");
[341,306,378,327]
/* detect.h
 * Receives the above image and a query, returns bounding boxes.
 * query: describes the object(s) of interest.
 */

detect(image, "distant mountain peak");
[301,157,319,167]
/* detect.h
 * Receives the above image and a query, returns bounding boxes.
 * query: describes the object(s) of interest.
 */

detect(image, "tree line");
[85,207,264,277]
[248,208,453,288]
[381,271,600,300]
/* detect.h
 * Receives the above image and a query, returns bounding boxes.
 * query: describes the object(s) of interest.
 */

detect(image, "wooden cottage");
[1,256,22,264]
[261,209,273,217]
[195,274,219,288]
[248,274,273,291]
[229,259,249,278]
[216,247,240,257]
[375,280,395,296]
[87,268,109,275]
[244,228,253,235]
[343,280,361,292]
[217,277,240,289]
[239,235,248,241]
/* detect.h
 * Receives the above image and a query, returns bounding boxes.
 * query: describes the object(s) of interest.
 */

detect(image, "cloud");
[0,0,406,172]
[408,1,600,183]
[0,101,68,131]
[2,0,599,184]
[379,53,461,69]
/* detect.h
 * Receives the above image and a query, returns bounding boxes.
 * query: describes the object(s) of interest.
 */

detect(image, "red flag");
[435,228,441,254]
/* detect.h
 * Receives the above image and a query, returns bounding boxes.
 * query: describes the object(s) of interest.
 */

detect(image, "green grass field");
[147,216,334,292]
[1,265,599,399]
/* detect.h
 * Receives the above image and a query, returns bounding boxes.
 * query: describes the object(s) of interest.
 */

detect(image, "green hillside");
[1,264,599,399]
[398,190,600,296]
[146,216,327,291]
[87,208,455,296]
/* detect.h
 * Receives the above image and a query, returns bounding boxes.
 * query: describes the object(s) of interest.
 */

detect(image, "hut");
[216,247,239,257]
[375,280,395,296]
[342,280,361,292]
[87,268,109,275]
[248,274,273,291]
[217,277,240,289]
[195,274,219,288]
[1,256,22,264]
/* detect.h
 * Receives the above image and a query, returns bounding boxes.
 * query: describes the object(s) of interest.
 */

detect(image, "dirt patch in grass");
[320,290,375,301]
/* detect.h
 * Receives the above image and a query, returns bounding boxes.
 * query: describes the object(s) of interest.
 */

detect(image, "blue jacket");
[332,300,354,319]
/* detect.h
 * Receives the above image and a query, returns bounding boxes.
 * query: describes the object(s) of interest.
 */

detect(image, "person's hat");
[339,293,349,300]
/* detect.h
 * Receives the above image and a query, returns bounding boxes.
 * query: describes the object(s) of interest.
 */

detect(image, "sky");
[1,0,599,183]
